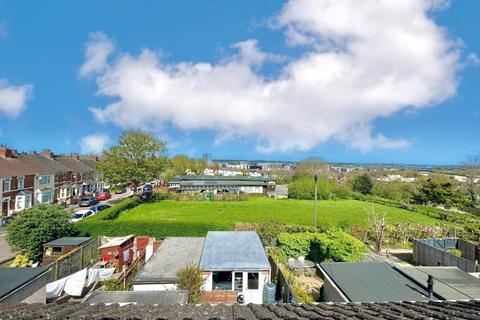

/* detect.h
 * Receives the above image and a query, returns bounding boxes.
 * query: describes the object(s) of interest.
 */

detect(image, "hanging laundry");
[123,249,130,262]
[86,268,116,287]
[46,277,68,299]
[64,268,87,297]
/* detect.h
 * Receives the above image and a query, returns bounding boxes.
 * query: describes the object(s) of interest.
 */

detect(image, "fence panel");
[413,239,477,272]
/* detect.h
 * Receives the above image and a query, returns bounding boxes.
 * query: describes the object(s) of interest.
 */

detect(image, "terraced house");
[0,147,101,217]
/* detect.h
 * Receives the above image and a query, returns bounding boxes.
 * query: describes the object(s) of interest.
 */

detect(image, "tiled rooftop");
[1,300,480,319]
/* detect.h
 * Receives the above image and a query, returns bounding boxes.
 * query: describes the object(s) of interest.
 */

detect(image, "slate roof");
[319,262,430,302]
[200,231,271,271]
[15,154,56,175]
[0,267,50,301]
[80,158,98,170]
[55,156,93,173]
[170,176,274,187]
[34,154,71,173]
[1,301,480,319]
[134,237,205,284]
[0,154,35,177]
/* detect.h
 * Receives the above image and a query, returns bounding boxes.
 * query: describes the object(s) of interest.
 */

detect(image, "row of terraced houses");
[0,147,102,217]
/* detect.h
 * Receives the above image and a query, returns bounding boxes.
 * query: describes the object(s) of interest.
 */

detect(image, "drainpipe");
[427,274,434,298]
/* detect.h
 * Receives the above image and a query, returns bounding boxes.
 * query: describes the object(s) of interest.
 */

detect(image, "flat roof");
[44,237,93,247]
[397,266,480,300]
[0,267,49,301]
[134,237,205,284]
[199,231,270,271]
[83,290,188,305]
[320,262,430,302]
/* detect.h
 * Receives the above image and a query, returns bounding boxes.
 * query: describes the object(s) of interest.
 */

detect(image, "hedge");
[276,229,369,263]
[84,196,141,221]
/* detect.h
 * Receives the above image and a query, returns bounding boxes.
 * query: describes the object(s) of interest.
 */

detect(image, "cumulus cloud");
[0,79,32,117]
[87,0,460,152]
[80,133,110,154]
[79,32,115,77]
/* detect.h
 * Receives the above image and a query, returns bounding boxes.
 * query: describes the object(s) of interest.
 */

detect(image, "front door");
[2,199,9,216]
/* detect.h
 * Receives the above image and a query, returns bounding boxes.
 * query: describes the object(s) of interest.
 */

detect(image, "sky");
[0,0,479,165]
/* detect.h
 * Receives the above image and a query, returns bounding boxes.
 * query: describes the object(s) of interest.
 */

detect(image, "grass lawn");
[77,197,443,238]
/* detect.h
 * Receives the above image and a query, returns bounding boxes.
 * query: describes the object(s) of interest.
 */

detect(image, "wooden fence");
[269,256,299,303]
[46,237,100,282]
[117,250,146,289]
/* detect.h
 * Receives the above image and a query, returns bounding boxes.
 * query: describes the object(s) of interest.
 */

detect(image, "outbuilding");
[99,235,135,272]
[42,237,93,266]
[0,267,50,303]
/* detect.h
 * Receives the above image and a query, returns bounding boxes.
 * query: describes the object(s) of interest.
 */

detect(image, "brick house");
[55,154,100,197]
[0,148,35,216]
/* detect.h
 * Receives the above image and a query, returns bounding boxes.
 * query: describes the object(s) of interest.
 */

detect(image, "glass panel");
[247,273,259,290]
[234,272,243,291]
[212,271,232,290]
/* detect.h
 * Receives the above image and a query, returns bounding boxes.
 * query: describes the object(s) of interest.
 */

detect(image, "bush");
[276,229,369,263]
[176,264,204,303]
[351,174,373,195]
[288,176,351,200]
[10,254,32,267]
[7,204,78,261]
[97,196,141,220]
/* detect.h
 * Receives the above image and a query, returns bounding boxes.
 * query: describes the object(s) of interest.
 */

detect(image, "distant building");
[168,176,275,194]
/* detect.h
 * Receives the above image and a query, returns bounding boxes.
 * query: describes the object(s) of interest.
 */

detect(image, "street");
[72,191,131,212]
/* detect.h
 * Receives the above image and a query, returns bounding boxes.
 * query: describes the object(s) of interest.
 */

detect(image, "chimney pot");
[0,147,13,158]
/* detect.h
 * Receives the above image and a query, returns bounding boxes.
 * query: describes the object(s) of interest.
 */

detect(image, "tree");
[97,130,168,189]
[412,176,468,209]
[368,208,387,252]
[462,156,480,207]
[294,157,329,179]
[351,173,373,195]
[168,155,208,178]
[176,264,204,303]
[7,204,78,261]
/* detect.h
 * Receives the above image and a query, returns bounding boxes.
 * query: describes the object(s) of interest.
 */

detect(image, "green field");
[77,197,443,238]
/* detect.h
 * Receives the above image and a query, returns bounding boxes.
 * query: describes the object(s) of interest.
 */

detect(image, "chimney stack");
[41,149,54,158]
[427,274,434,298]
[0,146,13,158]
[70,152,80,160]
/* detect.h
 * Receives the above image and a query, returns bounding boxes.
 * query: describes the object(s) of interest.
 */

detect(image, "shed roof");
[99,235,134,249]
[44,237,93,247]
[199,231,270,271]
[83,290,188,305]
[134,237,205,284]
[397,266,480,300]
[319,262,430,302]
[0,267,49,301]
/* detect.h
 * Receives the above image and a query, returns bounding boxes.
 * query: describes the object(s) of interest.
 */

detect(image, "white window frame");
[2,178,11,192]
[38,191,53,204]
[59,187,70,199]
[38,175,51,186]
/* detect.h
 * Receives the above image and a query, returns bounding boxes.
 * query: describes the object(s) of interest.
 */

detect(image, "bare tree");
[462,156,480,207]
[368,207,388,252]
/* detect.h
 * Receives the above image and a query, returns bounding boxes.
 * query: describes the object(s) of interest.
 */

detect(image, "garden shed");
[42,237,93,266]
[99,235,135,272]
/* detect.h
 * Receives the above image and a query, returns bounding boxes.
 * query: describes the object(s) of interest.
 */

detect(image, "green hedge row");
[275,229,369,263]
[84,196,141,221]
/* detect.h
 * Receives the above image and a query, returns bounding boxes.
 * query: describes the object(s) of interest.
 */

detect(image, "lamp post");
[314,174,318,228]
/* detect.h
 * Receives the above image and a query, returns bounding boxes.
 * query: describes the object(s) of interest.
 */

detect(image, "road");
[73,192,131,212]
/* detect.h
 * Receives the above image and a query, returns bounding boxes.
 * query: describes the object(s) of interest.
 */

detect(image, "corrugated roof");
[0,267,50,301]
[43,237,93,247]
[99,235,135,249]
[397,266,480,300]
[319,262,430,302]
[199,231,270,271]
[134,237,205,284]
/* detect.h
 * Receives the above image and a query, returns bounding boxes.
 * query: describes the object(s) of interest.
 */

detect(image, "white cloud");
[0,79,32,117]
[80,133,110,154]
[79,32,115,77]
[87,0,460,152]
[467,53,480,66]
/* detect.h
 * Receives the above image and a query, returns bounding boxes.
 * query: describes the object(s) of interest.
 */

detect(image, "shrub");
[7,204,78,261]
[351,174,373,195]
[276,229,369,263]
[10,254,32,267]
[176,264,204,303]
[288,176,351,200]
[97,196,141,220]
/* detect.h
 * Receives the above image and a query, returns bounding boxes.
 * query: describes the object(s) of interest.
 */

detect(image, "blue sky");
[0,0,478,165]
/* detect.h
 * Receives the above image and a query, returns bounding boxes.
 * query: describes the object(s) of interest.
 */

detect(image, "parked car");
[90,204,111,214]
[79,196,99,207]
[71,210,94,222]
[96,192,112,201]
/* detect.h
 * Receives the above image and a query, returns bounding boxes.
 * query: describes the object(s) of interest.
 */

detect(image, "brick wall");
[202,291,238,304]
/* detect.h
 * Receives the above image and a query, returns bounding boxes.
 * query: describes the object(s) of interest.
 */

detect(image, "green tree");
[294,157,328,179]
[176,264,204,303]
[7,204,78,261]
[351,174,373,195]
[288,175,351,200]
[97,130,168,188]
[412,177,468,209]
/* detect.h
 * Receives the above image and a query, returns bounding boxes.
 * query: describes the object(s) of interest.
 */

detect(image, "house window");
[212,272,232,290]
[60,187,70,199]
[15,192,31,211]
[72,187,78,197]
[2,178,11,192]
[38,175,51,185]
[18,177,24,190]
[38,191,53,204]
[247,273,259,290]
